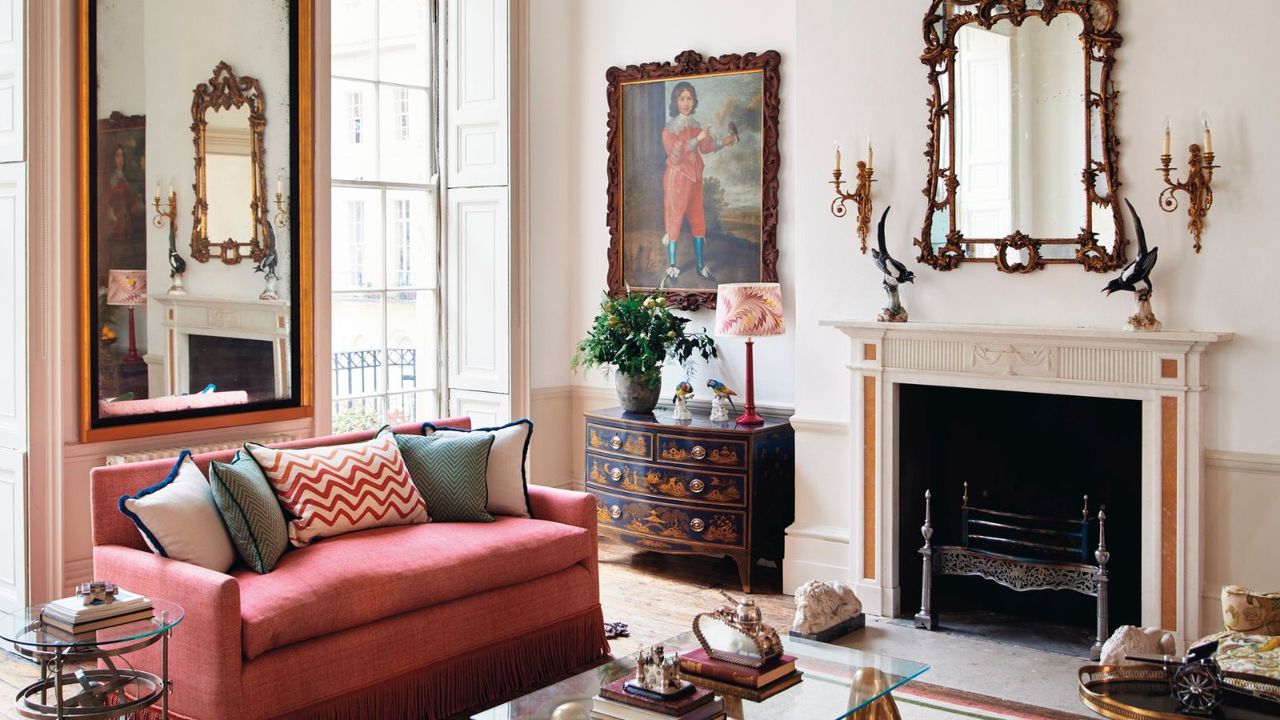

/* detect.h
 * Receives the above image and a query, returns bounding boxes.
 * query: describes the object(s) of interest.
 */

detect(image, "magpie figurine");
[168,247,187,278]
[872,207,914,288]
[1103,199,1159,297]
[254,244,279,278]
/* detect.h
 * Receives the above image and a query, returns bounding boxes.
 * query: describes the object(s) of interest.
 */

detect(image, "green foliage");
[572,292,718,387]
[332,403,383,434]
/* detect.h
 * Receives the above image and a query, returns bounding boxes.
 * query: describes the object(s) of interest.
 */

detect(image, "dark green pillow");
[209,451,289,573]
[396,432,495,523]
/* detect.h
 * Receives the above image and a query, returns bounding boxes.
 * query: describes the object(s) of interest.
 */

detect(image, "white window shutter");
[0,0,22,163]
[0,163,25,451]
[446,0,508,188]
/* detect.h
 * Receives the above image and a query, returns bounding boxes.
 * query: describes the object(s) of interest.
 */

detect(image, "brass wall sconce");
[273,171,290,229]
[831,143,876,254]
[1158,117,1219,253]
[152,182,176,228]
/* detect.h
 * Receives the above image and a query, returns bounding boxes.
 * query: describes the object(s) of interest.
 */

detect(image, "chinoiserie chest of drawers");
[584,406,794,592]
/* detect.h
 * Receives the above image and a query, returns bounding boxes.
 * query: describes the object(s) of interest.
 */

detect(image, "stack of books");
[592,676,726,719]
[677,649,802,702]
[40,589,154,634]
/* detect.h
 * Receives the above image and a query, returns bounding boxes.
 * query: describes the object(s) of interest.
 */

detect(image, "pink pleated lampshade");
[106,269,148,306]
[715,283,785,338]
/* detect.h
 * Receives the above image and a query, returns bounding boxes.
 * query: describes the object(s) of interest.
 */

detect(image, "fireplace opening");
[188,335,276,402]
[897,384,1142,656]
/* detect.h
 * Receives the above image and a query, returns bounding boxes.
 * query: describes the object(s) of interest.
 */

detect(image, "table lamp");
[715,283,785,425]
[107,269,148,363]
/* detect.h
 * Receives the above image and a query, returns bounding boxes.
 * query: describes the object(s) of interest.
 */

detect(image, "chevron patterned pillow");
[247,427,430,547]
[210,451,290,573]
[396,432,495,523]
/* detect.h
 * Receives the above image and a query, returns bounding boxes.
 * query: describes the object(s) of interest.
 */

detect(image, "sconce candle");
[866,140,874,171]
[1162,118,1172,156]
[834,143,841,173]
[1157,121,1220,254]
[1202,114,1213,154]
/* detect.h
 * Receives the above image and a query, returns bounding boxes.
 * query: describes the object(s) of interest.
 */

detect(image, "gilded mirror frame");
[77,0,314,442]
[918,0,1126,274]
[190,62,272,266]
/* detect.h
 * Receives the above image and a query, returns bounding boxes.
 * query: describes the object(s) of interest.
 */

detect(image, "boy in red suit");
[661,81,737,282]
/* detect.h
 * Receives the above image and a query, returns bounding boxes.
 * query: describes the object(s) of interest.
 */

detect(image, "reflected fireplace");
[188,335,276,402]
[897,385,1141,654]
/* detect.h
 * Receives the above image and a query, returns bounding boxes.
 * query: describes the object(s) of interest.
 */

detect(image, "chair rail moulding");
[820,320,1231,643]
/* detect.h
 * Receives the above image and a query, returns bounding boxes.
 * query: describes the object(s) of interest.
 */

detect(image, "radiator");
[105,433,302,466]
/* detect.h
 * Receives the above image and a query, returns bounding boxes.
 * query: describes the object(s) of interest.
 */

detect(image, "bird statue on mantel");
[871,207,913,322]
[255,225,281,301]
[1103,199,1162,331]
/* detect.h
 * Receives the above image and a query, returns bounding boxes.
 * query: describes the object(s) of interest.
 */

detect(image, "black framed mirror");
[78,0,313,441]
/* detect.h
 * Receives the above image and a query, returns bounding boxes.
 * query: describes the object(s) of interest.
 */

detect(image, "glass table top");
[0,599,184,649]
[472,631,929,720]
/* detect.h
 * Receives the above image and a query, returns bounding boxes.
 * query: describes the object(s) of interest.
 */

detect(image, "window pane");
[379,0,432,87]
[378,85,431,184]
[385,391,436,426]
[332,291,387,397]
[332,79,379,181]
[332,395,385,433]
[332,187,384,291]
[384,188,435,289]
[385,290,439,392]
[332,0,377,81]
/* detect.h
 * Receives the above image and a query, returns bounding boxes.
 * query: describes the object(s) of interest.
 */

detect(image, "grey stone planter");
[615,372,660,414]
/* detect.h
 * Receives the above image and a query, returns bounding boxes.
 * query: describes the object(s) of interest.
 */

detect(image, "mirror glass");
[85,0,304,433]
[918,1,1125,273]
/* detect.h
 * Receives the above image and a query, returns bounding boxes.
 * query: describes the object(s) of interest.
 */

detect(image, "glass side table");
[0,599,183,719]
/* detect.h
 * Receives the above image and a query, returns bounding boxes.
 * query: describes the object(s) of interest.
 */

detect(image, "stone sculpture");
[790,580,864,641]
[1099,625,1179,666]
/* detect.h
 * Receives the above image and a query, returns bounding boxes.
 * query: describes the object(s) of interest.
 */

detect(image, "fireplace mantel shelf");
[151,294,288,311]
[820,320,1232,347]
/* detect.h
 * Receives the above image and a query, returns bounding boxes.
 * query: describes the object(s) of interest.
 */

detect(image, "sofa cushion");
[209,451,290,574]
[233,516,592,659]
[396,431,495,523]
[118,451,236,572]
[247,427,429,547]
[424,418,533,518]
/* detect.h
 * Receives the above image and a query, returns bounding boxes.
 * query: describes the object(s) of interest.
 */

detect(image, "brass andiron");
[1158,118,1219,253]
[831,144,876,254]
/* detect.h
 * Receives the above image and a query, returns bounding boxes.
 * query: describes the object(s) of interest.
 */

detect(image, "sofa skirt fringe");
[127,605,608,720]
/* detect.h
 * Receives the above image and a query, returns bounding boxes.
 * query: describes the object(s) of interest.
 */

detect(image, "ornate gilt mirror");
[78,0,313,441]
[191,62,272,266]
[918,0,1125,274]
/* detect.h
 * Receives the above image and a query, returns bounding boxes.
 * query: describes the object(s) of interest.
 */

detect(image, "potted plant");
[572,292,718,414]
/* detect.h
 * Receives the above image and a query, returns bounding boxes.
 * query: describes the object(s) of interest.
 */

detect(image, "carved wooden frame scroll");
[190,61,271,265]
[918,0,1126,274]
[605,50,782,310]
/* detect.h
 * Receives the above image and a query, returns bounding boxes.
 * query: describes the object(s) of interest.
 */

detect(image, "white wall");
[527,0,1280,599]
[528,0,797,408]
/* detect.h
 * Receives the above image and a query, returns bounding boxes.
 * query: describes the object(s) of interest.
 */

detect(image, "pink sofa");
[89,420,609,719]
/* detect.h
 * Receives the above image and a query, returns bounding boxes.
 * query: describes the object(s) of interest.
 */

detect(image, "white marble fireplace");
[823,321,1231,642]
[149,295,291,398]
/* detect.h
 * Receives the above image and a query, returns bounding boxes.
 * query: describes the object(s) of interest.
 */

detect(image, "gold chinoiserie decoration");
[661,442,740,466]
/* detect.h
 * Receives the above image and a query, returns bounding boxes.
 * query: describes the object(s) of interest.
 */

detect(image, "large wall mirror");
[78,0,313,441]
[918,0,1126,274]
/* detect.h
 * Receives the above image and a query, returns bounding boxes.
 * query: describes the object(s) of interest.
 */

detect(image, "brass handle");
[609,467,623,482]
[689,479,706,493]
[691,445,707,460]
[610,435,623,450]
[609,505,622,519]
[690,518,706,533]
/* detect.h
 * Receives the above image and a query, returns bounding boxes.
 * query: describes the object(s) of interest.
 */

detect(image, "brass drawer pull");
[691,445,707,460]
[610,435,623,450]
[609,505,622,519]
[690,518,706,533]
[609,467,623,482]
[689,478,706,493]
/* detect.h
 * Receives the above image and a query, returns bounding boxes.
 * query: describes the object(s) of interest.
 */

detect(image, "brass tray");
[1078,665,1280,720]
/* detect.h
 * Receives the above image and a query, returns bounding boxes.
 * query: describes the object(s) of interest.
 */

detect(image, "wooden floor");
[0,539,787,719]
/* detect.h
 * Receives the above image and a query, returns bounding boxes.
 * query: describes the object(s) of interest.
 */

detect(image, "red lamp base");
[736,338,764,425]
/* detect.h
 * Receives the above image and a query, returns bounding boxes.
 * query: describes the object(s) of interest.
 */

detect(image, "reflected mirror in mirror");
[696,615,765,663]
[83,0,307,437]
[954,14,1085,260]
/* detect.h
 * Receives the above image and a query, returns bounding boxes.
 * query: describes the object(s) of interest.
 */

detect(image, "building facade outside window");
[331,0,439,431]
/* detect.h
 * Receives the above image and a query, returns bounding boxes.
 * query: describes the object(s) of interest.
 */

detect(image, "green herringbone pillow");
[209,451,290,573]
[396,432,495,523]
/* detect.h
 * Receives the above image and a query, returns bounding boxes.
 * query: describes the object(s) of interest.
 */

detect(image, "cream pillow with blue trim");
[119,451,236,573]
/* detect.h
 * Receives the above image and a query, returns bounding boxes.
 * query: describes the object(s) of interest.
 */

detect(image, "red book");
[677,649,797,689]
[599,675,715,717]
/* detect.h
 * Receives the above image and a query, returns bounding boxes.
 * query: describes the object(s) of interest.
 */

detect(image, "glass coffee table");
[472,631,928,720]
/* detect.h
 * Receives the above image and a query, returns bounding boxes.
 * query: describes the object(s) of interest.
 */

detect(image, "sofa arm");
[528,486,599,584]
[94,545,244,714]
